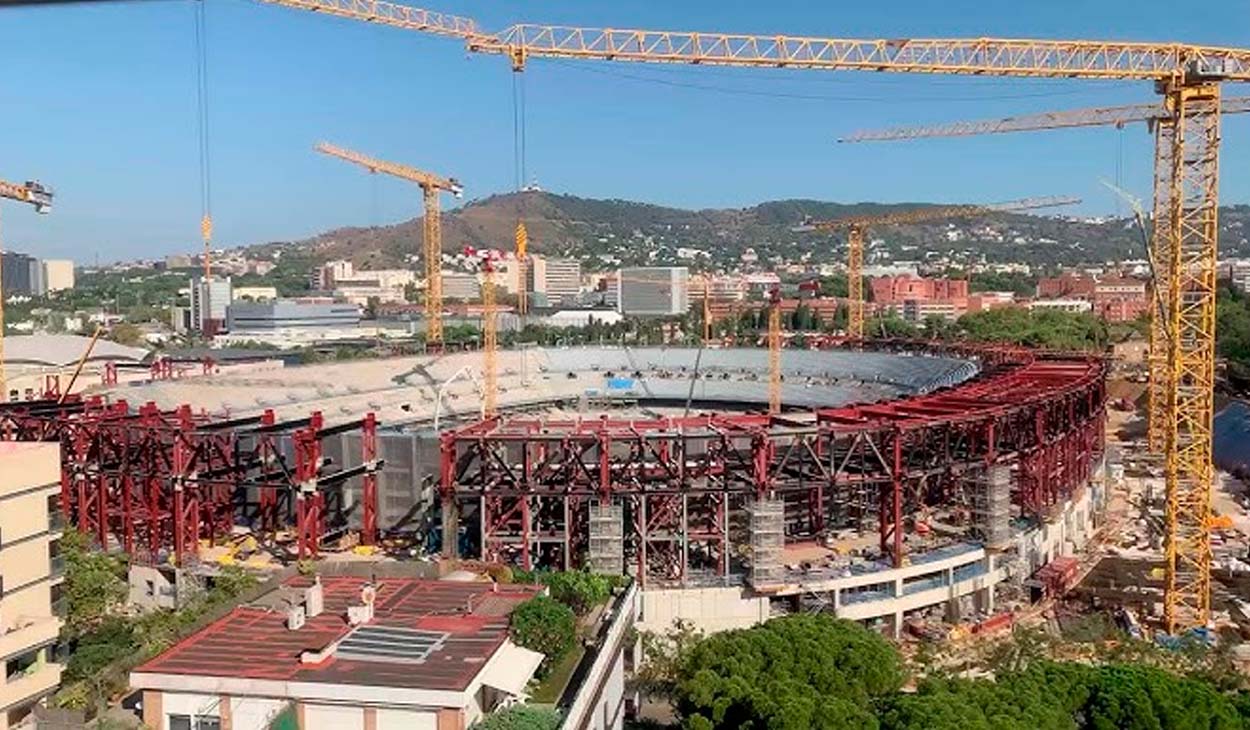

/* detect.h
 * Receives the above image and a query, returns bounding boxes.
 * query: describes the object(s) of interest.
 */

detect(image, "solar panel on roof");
[335,626,449,665]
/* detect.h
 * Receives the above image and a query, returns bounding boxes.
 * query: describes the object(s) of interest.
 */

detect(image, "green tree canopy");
[509,595,576,669]
[672,615,902,730]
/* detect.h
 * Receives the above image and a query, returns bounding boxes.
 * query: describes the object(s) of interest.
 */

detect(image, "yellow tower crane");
[840,97,1250,457]
[0,178,53,403]
[767,286,781,415]
[315,142,462,351]
[264,0,1250,634]
[466,247,502,418]
[838,99,1246,632]
[806,196,1078,339]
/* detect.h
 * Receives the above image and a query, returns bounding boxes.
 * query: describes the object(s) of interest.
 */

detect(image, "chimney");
[305,576,324,618]
[346,583,377,626]
[286,604,306,631]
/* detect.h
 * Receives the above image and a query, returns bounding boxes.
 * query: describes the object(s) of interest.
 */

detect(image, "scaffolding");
[969,465,1013,549]
[587,500,624,575]
[748,497,785,587]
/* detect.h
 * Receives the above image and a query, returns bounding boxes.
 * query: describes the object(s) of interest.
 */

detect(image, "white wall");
[230,697,288,730]
[637,586,768,634]
[304,703,364,730]
[160,692,224,730]
[377,708,437,730]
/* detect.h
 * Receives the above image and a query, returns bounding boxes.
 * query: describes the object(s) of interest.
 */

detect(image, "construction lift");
[315,142,463,352]
[0,178,53,403]
[804,196,1079,339]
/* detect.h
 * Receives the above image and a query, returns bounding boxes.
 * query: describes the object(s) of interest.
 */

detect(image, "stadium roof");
[5,334,148,368]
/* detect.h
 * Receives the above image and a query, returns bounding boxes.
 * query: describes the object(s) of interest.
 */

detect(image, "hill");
[245,191,1250,272]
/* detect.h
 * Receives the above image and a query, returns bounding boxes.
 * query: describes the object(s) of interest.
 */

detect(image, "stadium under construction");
[0,340,1108,633]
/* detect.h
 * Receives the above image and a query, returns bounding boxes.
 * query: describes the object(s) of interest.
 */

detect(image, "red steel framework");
[440,342,1107,586]
[0,396,381,564]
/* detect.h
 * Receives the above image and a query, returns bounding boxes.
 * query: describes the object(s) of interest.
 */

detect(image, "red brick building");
[870,275,969,305]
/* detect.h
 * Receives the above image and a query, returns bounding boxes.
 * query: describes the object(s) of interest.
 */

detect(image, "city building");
[1036,273,1096,299]
[315,260,356,290]
[527,256,581,307]
[41,260,74,293]
[164,254,194,270]
[227,301,362,333]
[0,442,66,729]
[1228,260,1250,293]
[232,286,279,302]
[902,298,966,323]
[1027,298,1093,313]
[694,275,747,319]
[0,253,36,297]
[1034,272,1147,322]
[130,576,546,730]
[967,291,1017,313]
[189,276,233,334]
[618,267,690,316]
[870,274,969,305]
[442,271,481,302]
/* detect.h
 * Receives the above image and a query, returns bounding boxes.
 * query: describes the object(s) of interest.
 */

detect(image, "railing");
[49,555,65,579]
[51,597,66,619]
[48,511,66,533]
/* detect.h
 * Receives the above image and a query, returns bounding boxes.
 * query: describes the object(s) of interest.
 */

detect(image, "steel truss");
[0,397,381,564]
[442,344,1107,586]
[1162,80,1221,632]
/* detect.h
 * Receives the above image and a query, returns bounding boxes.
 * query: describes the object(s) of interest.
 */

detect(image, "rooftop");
[135,576,541,692]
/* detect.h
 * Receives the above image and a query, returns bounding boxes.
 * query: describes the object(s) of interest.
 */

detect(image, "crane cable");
[194,0,213,279]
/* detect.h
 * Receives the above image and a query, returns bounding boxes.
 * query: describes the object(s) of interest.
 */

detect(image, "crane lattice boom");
[315,142,461,350]
[840,96,1250,142]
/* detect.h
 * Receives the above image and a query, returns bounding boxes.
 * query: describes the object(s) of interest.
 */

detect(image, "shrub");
[474,705,561,730]
[510,596,576,666]
[541,571,613,615]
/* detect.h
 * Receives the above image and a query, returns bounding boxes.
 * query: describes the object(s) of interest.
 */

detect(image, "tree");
[107,322,144,347]
[672,615,902,730]
[538,571,614,616]
[509,596,576,668]
[62,529,127,634]
[474,705,561,730]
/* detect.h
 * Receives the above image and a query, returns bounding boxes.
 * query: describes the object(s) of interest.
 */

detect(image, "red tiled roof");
[135,576,541,692]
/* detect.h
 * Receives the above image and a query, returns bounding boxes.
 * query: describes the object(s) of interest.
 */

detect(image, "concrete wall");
[636,586,768,635]
[305,703,364,730]
[377,708,437,730]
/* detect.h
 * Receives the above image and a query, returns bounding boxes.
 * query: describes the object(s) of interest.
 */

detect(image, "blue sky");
[1,0,1248,262]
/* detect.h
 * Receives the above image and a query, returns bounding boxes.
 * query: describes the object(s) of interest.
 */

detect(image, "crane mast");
[314,142,462,351]
[767,286,781,415]
[0,178,52,403]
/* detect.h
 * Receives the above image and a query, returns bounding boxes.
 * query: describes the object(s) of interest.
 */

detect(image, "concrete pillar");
[142,690,162,729]
[295,702,307,730]
[945,597,961,623]
[437,708,465,730]
[441,496,459,559]
[219,695,232,730]
[891,611,903,639]
[364,707,377,730]
[975,587,995,614]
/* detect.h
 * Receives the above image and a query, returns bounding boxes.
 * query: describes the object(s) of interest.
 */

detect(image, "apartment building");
[618,267,690,316]
[132,576,544,730]
[527,256,581,307]
[0,443,65,729]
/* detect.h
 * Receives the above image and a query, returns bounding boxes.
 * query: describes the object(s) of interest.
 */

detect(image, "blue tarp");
[606,377,636,390]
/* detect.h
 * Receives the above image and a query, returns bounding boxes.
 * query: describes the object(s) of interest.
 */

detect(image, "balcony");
[0,620,60,671]
[0,662,62,710]
[47,510,66,535]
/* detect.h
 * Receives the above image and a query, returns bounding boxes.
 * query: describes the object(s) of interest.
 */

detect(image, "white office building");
[618,267,690,316]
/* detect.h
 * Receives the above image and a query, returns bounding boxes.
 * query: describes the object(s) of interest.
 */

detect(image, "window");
[168,715,220,730]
